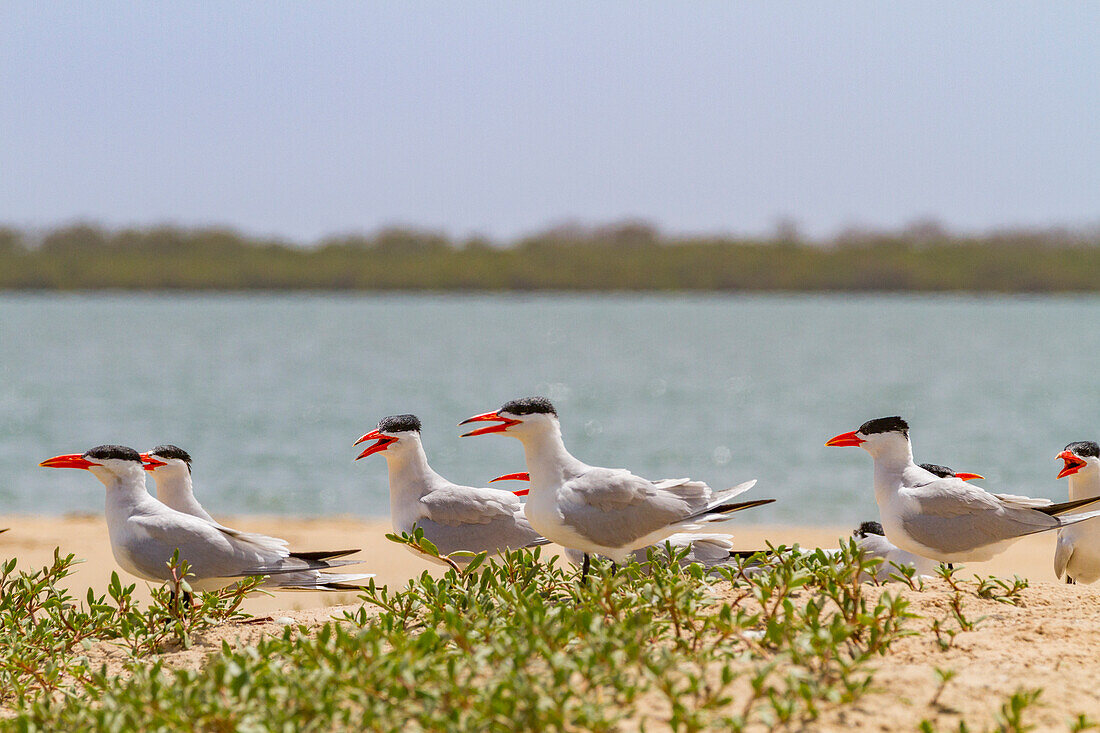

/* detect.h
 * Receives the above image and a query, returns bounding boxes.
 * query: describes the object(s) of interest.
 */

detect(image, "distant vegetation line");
[1,222,1099,292]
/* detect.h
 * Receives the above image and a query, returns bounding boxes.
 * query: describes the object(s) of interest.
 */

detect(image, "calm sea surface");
[1,293,1097,526]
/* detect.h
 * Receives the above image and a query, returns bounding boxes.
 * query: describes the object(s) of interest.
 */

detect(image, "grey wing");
[680,536,737,566]
[207,521,291,556]
[558,469,692,548]
[128,513,275,580]
[902,479,1059,554]
[577,469,714,512]
[417,486,544,556]
[565,534,735,569]
[991,493,1052,509]
[644,533,736,567]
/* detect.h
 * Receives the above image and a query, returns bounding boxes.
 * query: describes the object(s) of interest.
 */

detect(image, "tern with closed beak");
[41,445,372,591]
[140,444,372,590]
[827,417,1100,563]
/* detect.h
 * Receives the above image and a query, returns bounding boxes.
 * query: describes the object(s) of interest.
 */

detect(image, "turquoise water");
[1,293,1097,525]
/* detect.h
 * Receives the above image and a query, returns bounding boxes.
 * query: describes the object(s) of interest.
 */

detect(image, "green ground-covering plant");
[10,535,917,731]
[2,537,1085,731]
[0,551,258,709]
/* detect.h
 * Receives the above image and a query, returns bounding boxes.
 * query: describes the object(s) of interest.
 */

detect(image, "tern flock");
[27,397,1100,593]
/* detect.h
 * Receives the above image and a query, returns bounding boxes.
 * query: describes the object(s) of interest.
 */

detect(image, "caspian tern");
[1054,441,1100,584]
[140,444,371,590]
[354,414,549,564]
[488,472,747,571]
[850,520,938,581]
[460,397,772,570]
[492,461,982,574]
[141,445,219,524]
[40,445,372,592]
[562,534,742,572]
[827,417,1100,563]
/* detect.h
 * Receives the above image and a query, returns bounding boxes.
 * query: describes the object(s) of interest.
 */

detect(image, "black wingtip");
[288,548,361,562]
[729,549,768,559]
[319,581,375,591]
[1040,495,1100,517]
[713,498,776,515]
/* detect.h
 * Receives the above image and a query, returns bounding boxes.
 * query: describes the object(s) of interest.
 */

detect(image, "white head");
[354,414,426,463]
[826,416,914,463]
[1057,441,1100,481]
[459,396,560,443]
[40,444,152,487]
[140,444,192,482]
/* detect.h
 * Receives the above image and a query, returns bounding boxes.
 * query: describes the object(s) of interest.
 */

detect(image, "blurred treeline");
[1,221,1098,292]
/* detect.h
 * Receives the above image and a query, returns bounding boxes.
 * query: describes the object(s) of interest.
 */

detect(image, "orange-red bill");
[490,472,530,483]
[459,411,520,437]
[488,472,530,496]
[39,453,94,470]
[354,430,380,447]
[355,430,398,460]
[1058,450,1087,480]
[952,472,984,481]
[138,453,167,471]
[825,430,865,448]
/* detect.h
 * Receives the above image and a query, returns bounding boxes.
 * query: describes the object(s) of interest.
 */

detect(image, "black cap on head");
[378,414,422,434]
[499,396,556,417]
[858,416,909,437]
[151,445,192,464]
[1066,441,1100,459]
[84,445,142,463]
[919,463,955,479]
[854,520,885,538]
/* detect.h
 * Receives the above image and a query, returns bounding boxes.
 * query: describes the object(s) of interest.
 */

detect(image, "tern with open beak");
[461,396,772,572]
[1054,441,1100,584]
[355,414,548,564]
[490,472,750,571]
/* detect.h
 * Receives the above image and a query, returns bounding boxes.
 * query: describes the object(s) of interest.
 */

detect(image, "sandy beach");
[6,515,1100,729]
[0,514,1068,614]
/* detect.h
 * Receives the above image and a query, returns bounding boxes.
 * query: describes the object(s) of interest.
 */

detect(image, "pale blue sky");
[2,2,1097,242]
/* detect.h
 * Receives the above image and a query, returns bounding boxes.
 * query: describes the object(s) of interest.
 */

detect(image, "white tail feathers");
[1057,509,1100,528]
[708,479,758,509]
[266,571,376,591]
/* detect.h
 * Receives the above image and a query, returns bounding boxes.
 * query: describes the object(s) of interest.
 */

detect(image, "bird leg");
[580,553,591,582]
